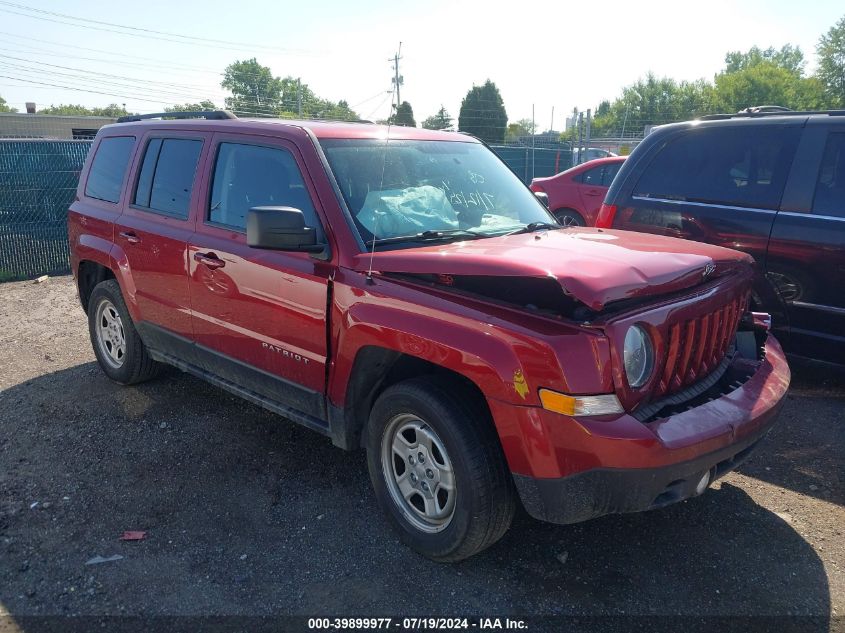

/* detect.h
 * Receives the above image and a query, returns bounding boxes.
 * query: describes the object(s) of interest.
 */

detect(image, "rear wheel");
[366,376,516,562]
[88,280,161,385]
[553,208,585,227]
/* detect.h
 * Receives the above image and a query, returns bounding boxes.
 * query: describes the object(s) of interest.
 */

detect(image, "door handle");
[119,231,141,244]
[584,189,603,196]
[194,252,226,270]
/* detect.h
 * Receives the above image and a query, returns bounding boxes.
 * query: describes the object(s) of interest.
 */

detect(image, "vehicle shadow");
[736,359,845,507]
[0,362,833,627]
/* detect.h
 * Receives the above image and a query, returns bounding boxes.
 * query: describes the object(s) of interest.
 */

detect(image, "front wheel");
[366,376,516,562]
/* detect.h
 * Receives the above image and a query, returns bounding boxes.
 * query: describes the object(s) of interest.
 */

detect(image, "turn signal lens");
[539,389,624,417]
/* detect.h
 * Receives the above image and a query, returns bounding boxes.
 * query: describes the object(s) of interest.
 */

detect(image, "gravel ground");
[0,276,843,630]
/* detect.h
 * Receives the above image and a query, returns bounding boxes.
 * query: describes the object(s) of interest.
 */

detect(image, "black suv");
[597,110,845,365]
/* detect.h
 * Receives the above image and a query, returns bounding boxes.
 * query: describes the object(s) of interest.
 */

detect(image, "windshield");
[319,139,555,247]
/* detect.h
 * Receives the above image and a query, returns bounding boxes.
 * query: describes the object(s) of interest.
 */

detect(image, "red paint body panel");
[68,118,790,524]
[353,228,752,311]
[490,335,789,479]
[530,157,626,226]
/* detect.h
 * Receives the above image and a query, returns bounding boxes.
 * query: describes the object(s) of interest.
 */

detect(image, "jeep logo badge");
[703,262,716,279]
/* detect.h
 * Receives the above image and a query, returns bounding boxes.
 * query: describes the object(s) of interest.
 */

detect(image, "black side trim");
[136,322,331,438]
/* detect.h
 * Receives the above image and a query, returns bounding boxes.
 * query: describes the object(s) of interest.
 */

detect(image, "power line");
[0,1,313,54]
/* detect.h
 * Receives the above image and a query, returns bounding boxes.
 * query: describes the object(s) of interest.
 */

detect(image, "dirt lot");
[0,276,843,630]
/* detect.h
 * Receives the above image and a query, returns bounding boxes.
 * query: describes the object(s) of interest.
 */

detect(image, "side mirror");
[246,206,324,253]
[534,191,550,209]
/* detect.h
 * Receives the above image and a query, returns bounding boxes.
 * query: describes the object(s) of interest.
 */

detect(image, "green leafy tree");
[714,61,830,112]
[36,103,130,117]
[724,45,805,75]
[458,79,508,143]
[504,118,536,142]
[588,74,714,137]
[222,58,283,115]
[165,100,218,112]
[816,14,845,107]
[389,101,416,126]
[0,94,15,113]
[421,106,453,130]
[38,104,93,115]
[90,104,131,117]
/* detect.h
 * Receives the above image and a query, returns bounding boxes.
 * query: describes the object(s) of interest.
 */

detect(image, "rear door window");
[578,165,605,186]
[133,138,203,219]
[85,136,135,203]
[633,126,800,210]
[812,132,845,218]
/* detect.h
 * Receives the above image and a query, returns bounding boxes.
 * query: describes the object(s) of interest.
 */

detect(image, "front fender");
[328,273,611,408]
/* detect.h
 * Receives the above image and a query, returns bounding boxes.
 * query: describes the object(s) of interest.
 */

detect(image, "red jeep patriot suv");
[68,111,790,562]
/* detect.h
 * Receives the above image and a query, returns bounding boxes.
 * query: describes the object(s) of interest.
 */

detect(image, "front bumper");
[493,333,790,525]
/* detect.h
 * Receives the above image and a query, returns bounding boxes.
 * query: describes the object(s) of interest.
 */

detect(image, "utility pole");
[297,78,302,117]
[577,112,584,165]
[390,42,404,107]
[585,108,592,154]
[531,104,536,181]
[550,106,554,133]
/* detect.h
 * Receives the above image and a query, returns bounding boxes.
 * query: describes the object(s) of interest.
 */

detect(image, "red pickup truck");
[68,112,790,562]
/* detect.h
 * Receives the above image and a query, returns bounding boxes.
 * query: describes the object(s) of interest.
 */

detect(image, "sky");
[0,0,843,130]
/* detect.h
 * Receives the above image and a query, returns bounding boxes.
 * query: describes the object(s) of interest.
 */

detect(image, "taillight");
[596,203,617,228]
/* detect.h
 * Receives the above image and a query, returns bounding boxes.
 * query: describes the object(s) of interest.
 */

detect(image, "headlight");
[623,325,654,388]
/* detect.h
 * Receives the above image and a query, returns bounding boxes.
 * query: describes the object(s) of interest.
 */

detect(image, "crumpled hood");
[352,228,753,311]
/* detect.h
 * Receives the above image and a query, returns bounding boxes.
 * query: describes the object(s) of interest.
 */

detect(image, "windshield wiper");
[501,221,562,236]
[366,228,487,247]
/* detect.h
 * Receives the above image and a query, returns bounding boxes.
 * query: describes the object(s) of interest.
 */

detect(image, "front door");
[187,134,332,418]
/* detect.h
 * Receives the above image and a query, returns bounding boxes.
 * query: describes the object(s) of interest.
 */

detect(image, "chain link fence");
[0,139,91,281]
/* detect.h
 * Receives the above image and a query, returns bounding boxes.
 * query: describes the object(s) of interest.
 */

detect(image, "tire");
[365,376,516,562]
[88,279,161,385]
[553,208,585,227]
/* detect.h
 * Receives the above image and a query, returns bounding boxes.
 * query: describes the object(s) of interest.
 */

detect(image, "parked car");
[572,147,618,164]
[596,110,845,365]
[530,156,626,226]
[69,112,789,562]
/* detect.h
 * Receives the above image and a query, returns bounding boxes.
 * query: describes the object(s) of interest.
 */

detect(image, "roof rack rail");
[116,110,237,123]
[699,108,845,121]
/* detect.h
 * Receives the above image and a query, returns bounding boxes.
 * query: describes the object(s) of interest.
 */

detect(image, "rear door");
[114,131,208,341]
[576,161,623,223]
[187,133,332,419]
[768,123,845,362]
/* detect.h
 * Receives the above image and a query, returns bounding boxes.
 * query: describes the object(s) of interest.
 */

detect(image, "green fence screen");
[0,140,91,281]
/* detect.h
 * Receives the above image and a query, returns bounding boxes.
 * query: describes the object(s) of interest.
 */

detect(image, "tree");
[714,61,830,112]
[588,73,714,137]
[0,94,14,113]
[389,101,416,126]
[91,104,131,117]
[504,118,536,142]
[421,106,453,130]
[221,58,283,115]
[817,15,845,107]
[38,104,93,115]
[458,80,508,143]
[724,45,805,75]
[36,103,130,117]
[165,100,218,112]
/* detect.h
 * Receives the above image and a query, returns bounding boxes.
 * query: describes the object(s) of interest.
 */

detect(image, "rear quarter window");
[633,126,800,210]
[84,136,135,203]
